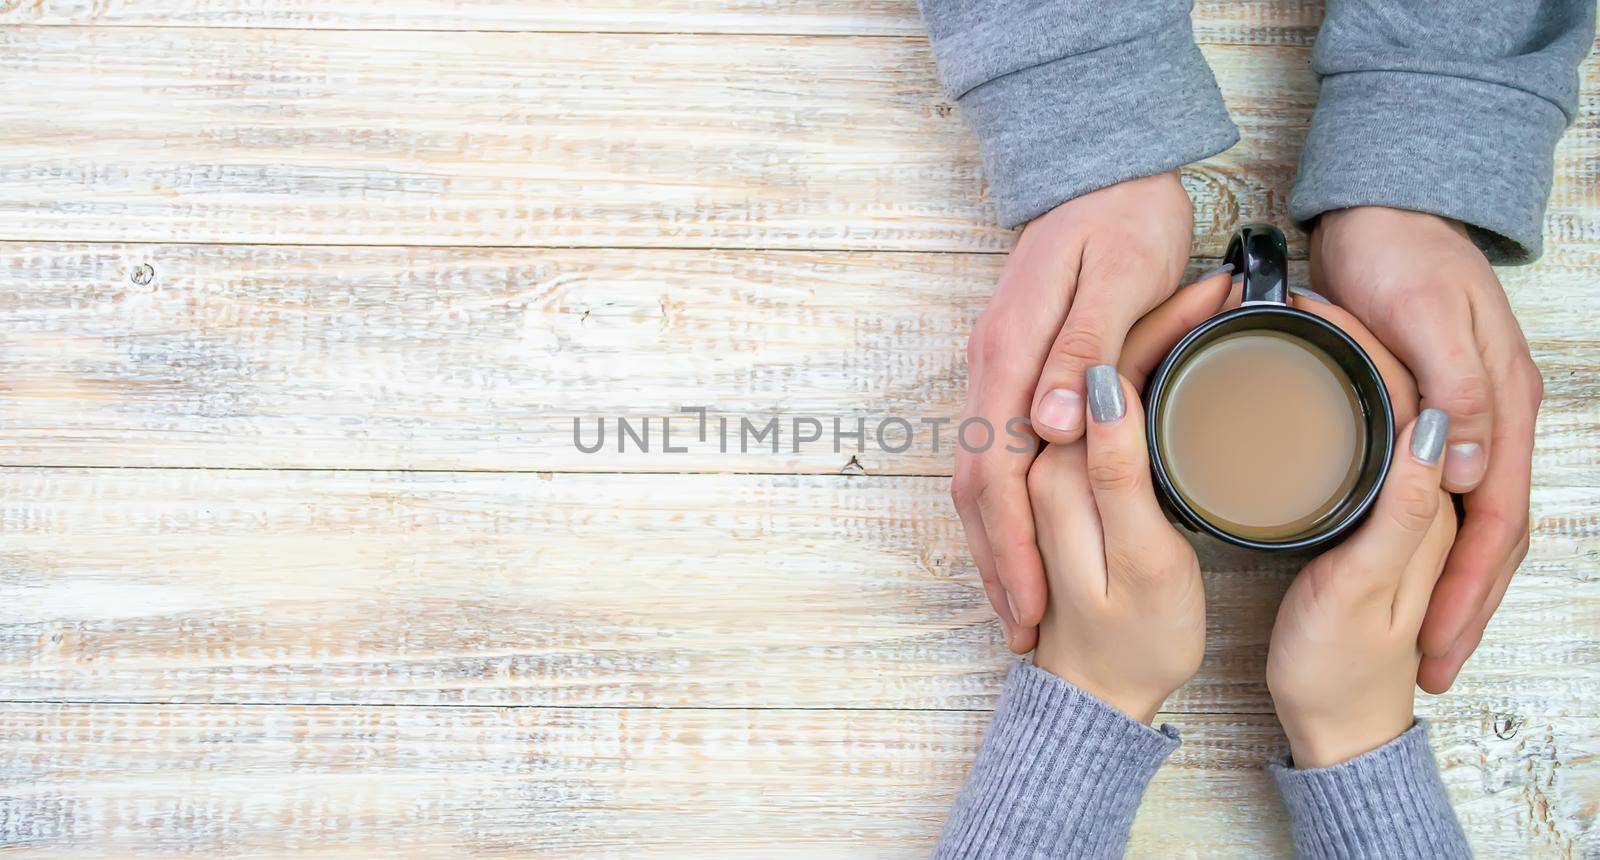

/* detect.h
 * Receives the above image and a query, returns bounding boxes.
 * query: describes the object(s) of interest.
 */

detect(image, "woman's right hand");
[1267,410,1457,768]
[1027,365,1206,726]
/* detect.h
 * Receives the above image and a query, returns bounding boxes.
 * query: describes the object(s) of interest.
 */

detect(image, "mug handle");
[1226,223,1288,306]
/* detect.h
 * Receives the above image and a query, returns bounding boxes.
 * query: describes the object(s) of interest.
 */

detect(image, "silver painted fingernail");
[1086,364,1124,424]
[1289,286,1331,304]
[1412,408,1449,465]
[1196,262,1234,281]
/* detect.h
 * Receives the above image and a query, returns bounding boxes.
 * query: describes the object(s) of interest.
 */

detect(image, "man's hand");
[1028,366,1206,724]
[1311,207,1544,693]
[1268,410,1456,767]
[954,172,1194,652]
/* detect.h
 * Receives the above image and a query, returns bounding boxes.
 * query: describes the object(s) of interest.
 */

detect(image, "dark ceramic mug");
[1143,224,1395,551]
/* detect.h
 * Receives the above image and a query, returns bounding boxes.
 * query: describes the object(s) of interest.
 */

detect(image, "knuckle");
[1086,449,1144,493]
[1477,507,1531,555]
[969,312,1017,369]
[1107,540,1190,584]
[1436,373,1494,420]
[1520,360,1546,406]
[950,473,978,509]
[1386,483,1440,533]
[989,534,1033,569]
[1103,545,1146,579]
[1080,248,1135,284]
[1388,285,1442,317]
[1382,285,1447,328]
[1050,326,1105,370]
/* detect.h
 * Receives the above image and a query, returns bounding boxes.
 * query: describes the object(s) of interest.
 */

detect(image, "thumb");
[1335,409,1451,587]
[1031,270,1164,445]
[1386,298,1493,493]
[1082,365,1172,550]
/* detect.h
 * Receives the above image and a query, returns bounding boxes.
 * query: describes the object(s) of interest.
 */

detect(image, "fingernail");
[1443,442,1486,487]
[1196,262,1234,281]
[1086,365,1124,424]
[1005,592,1021,628]
[1411,408,1448,464]
[1036,389,1083,434]
[1289,286,1331,304]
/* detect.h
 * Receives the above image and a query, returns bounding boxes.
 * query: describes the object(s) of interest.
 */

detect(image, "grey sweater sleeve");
[937,666,1471,858]
[917,1,1239,228]
[1271,722,1471,859]
[934,663,1179,859]
[1289,1,1597,263]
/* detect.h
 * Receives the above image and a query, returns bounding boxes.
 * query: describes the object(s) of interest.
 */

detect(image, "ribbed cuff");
[952,14,1238,228]
[1271,721,1471,859]
[935,663,1180,859]
[1289,70,1570,264]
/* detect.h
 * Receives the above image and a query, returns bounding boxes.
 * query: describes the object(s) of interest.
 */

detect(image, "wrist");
[1031,649,1170,726]
[1318,206,1469,241]
[1278,708,1414,770]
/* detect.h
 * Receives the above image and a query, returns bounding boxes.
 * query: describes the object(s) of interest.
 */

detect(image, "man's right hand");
[953,171,1195,652]
[1311,208,1544,693]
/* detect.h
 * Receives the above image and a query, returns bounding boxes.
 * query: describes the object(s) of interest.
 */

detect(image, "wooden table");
[1,2,1596,855]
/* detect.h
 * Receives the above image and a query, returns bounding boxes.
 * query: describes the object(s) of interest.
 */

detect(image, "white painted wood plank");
[2,703,1592,857]
[0,28,1262,253]
[0,30,1398,253]
[3,246,1597,480]
[0,0,1328,42]
[0,0,928,34]
[2,469,1594,715]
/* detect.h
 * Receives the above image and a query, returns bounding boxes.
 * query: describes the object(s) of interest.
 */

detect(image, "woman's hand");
[1267,410,1457,768]
[1027,365,1205,725]
[954,172,1194,654]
